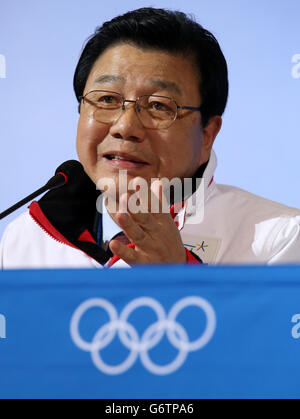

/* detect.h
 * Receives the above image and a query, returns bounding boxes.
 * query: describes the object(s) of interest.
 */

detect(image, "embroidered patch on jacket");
[183,235,222,264]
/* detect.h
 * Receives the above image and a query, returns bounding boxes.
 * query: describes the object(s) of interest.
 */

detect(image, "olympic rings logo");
[70,296,216,376]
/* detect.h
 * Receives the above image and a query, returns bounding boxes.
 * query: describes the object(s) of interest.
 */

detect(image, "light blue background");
[0,0,299,238]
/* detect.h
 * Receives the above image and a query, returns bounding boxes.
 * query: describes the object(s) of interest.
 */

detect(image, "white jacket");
[1,151,300,269]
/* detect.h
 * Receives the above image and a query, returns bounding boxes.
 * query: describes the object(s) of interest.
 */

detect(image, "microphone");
[0,160,83,220]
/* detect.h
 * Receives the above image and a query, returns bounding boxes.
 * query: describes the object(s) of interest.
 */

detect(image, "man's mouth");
[102,152,149,169]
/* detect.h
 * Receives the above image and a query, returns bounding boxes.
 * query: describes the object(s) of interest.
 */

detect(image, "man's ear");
[200,116,222,163]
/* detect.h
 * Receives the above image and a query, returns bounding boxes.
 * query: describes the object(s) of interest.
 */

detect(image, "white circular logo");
[70,296,216,375]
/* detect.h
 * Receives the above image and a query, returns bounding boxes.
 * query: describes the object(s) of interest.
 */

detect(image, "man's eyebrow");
[149,79,182,96]
[93,75,182,95]
[94,75,125,84]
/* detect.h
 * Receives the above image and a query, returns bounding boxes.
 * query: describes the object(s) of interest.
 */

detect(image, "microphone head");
[55,160,84,184]
[52,159,94,197]
[38,160,98,226]
[42,160,86,191]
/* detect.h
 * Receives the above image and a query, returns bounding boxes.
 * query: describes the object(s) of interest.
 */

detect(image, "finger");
[109,194,159,244]
[120,191,161,234]
[128,177,165,216]
[109,240,142,265]
[114,211,147,243]
[129,177,150,214]
[126,182,176,233]
[150,180,176,224]
[116,208,166,251]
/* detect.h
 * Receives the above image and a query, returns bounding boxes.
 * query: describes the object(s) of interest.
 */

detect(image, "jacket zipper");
[29,202,105,266]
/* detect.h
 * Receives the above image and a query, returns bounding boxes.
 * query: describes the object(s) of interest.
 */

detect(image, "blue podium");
[1,265,300,399]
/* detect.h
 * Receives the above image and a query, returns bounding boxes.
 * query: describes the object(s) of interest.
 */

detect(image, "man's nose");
[109,102,146,142]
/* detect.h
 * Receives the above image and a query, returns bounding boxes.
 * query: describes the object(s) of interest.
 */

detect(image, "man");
[1,7,300,269]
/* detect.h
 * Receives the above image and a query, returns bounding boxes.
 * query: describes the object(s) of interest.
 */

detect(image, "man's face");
[76,43,205,191]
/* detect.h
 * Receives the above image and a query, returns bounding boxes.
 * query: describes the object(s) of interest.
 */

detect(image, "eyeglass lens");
[83,91,178,129]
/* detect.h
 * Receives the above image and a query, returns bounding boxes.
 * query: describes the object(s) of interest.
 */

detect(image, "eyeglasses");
[80,90,202,130]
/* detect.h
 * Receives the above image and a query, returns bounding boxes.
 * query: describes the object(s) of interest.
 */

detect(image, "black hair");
[73,7,229,127]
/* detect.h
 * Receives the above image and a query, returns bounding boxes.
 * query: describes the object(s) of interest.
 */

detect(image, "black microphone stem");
[0,185,50,220]
[0,174,66,220]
